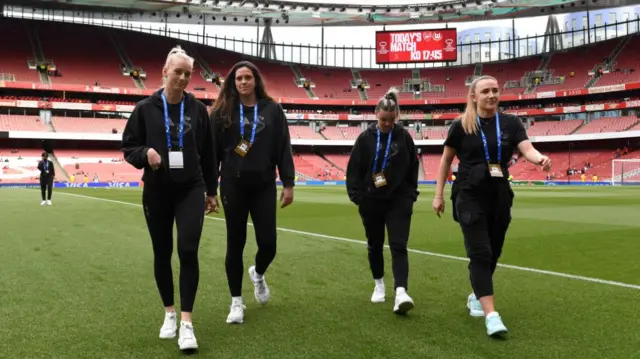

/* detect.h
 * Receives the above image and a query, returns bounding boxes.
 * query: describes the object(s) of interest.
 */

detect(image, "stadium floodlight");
[610,159,640,186]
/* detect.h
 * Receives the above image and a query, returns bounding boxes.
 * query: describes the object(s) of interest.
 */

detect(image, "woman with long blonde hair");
[432,75,551,337]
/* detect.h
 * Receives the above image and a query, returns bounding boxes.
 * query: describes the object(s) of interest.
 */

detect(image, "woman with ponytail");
[346,88,419,315]
[432,76,551,337]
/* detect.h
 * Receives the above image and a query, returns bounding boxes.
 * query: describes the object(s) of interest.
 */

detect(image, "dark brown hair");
[211,61,274,128]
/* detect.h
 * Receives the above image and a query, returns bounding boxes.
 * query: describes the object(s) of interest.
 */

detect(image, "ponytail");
[459,75,496,135]
[375,87,400,115]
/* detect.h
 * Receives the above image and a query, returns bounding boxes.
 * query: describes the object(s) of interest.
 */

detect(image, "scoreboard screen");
[375,29,458,64]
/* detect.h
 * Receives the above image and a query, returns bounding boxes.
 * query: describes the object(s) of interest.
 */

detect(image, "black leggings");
[358,196,414,290]
[40,177,53,200]
[457,207,509,299]
[142,183,205,313]
[221,179,277,297]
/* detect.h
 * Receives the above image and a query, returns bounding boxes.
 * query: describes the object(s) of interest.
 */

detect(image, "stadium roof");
[5,0,636,26]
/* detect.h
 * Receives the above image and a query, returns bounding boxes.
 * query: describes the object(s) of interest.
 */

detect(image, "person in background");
[432,75,551,337]
[37,152,55,205]
[121,45,219,352]
[210,60,295,325]
[346,88,419,315]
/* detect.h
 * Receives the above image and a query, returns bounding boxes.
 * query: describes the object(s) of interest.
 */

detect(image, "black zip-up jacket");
[211,98,295,188]
[120,89,218,196]
[346,123,419,204]
[37,159,55,180]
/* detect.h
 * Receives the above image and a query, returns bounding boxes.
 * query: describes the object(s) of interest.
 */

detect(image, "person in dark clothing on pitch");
[210,61,295,325]
[37,152,55,205]
[346,88,419,315]
[121,45,219,352]
[433,75,551,337]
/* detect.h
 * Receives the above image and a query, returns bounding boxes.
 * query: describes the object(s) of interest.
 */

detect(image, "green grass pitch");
[1,185,639,359]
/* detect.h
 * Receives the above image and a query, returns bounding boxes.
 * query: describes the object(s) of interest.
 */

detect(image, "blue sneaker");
[466,293,484,317]
[485,312,508,336]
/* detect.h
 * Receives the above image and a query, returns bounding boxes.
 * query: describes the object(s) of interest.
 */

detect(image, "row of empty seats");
[2,147,637,183]
[1,115,637,138]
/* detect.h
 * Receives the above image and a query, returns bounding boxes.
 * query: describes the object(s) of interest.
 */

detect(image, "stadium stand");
[0,18,639,184]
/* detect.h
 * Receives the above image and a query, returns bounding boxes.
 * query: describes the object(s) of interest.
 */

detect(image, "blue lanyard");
[44,161,48,170]
[476,113,501,163]
[373,128,392,173]
[239,104,258,144]
[161,91,185,150]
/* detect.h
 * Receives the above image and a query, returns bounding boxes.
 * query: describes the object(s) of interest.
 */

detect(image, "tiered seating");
[482,58,540,94]
[52,117,127,134]
[54,149,141,182]
[0,20,39,83]
[417,67,473,98]
[421,154,442,179]
[292,154,341,180]
[359,69,413,99]
[594,36,640,87]
[0,115,49,132]
[36,22,133,88]
[536,38,619,92]
[574,116,639,134]
[526,119,583,136]
[0,149,44,183]
[301,67,359,100]
[288,125,324,140]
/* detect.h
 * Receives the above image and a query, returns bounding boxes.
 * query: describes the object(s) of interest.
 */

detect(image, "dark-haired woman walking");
[210,61,296,325]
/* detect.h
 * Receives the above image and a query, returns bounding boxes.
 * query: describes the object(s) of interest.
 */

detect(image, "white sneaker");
[226,299,246,324]
[467,293,485,317]
[249,266,270,304]
[159,311,177,339]
[46,200,52,205]
[178,321,198,350]
[371,284,386,303]
[393,288,414,315]
[40,200,46,206]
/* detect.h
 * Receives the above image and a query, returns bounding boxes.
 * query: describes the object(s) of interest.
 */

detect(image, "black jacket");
[211,98,295,188]
[37,159,55,180]
[120,89,218,196]
[346,123,419,204]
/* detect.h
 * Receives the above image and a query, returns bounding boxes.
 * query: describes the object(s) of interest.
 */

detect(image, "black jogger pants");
[142,183,205,313]
[221,179,277,297]
[40,176,53,201]
[456,197,510,299]
[358,196,414,290]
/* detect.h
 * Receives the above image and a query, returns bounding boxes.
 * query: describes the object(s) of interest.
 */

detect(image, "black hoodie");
[211,98,295,188]
[346,123,419,204]
[120,89,218,196]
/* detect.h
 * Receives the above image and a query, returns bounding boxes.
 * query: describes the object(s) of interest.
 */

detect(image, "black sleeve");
[50,161,56,177]
[512,116,529,147]
[210,111,223,179]
[274,104,295,187]
[199,103,218,197]
[37,161,43,173]
[121,104,149,170]
[346,134,365,205]
[404,131,419,193]
[443,119,463,150]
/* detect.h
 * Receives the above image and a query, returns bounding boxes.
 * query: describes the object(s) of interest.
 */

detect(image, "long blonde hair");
[458,75,497,135]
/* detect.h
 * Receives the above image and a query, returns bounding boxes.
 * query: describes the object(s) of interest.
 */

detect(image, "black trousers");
[221,178,277,297]
[142,183,205,313]
[456,195,510,299]
[358,196,414,290]
[40,176,53,200]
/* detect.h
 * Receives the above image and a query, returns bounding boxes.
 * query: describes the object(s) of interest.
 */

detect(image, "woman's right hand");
[432,196,445,218]
[147,148,162,170]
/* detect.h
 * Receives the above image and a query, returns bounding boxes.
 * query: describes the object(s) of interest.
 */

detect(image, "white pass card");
[169,151,184,169]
